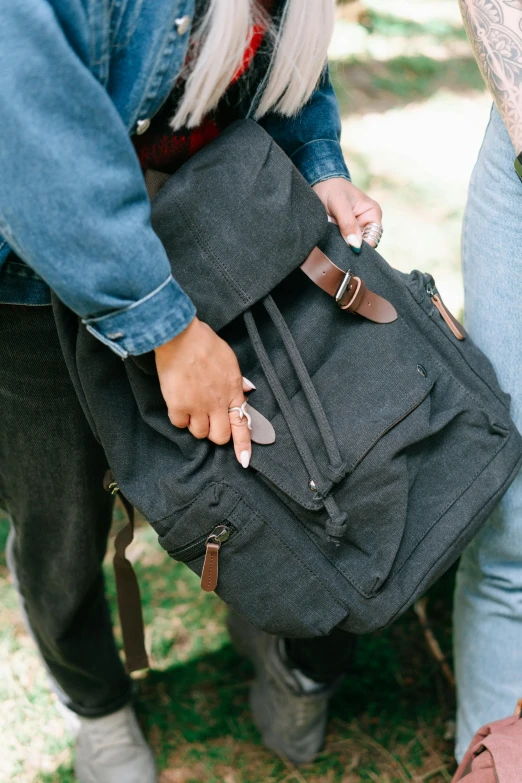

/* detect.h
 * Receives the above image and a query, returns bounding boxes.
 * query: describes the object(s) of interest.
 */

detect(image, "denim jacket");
[0,0,350,356]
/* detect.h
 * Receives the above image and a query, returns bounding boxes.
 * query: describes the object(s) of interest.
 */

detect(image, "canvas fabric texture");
[453,712,522,783]
[53,120,522,639]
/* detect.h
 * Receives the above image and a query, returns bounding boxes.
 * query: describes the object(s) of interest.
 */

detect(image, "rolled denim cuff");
[291,139,351,187]
[83,275,196,357]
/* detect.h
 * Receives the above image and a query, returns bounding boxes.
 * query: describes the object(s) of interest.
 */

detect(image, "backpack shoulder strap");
[104,471,150,674]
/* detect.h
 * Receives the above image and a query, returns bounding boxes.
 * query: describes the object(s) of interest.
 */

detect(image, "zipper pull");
[426,281,465,341]
[431,293,465,341]
[201,525,231,593]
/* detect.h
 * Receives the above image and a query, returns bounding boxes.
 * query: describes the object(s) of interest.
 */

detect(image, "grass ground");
[0,514,457,783]
[0,3,491,781]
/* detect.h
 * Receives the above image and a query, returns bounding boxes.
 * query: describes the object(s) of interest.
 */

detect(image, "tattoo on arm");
[459,0,522,153]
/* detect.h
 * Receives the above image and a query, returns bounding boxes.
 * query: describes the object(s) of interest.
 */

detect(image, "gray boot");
[227,612,341,765]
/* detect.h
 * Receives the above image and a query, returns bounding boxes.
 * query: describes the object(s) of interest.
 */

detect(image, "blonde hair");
[171,0,336,130]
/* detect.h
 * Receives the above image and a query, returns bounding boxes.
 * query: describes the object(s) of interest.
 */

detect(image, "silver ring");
[228,401,252,430]
[362,222,383,247]
[362,222,383,237]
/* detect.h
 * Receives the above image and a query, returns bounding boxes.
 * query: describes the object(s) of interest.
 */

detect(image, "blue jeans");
[454,105,522,761]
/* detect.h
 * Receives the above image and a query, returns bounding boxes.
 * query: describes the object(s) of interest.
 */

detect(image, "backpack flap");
[150,120,328,332]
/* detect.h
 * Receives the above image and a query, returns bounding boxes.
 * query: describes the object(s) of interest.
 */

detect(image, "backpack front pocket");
[247,299,437,517]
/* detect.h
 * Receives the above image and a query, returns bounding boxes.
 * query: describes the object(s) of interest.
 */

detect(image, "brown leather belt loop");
[300,246,398,324]
[104,471,150,674]
[341,276,364,312]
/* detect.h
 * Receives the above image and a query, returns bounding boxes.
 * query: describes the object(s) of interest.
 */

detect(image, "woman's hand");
[154,317,254,467]
[313,178,383,253]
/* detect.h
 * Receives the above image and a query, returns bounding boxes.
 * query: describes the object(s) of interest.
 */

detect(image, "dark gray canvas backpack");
[54,120,522,668]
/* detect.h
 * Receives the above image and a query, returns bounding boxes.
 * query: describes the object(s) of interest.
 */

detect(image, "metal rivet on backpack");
[417,364,427,377]
[308,479,318,492]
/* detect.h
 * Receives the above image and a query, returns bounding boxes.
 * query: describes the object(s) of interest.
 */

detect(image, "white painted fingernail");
[240,450,251,469]
[345,233,361,249]
[242,377,256,390]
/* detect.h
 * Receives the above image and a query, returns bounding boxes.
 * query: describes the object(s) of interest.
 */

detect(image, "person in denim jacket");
[0,1,383,780]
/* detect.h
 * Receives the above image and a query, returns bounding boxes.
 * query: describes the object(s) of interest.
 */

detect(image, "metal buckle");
[335,269,353,307]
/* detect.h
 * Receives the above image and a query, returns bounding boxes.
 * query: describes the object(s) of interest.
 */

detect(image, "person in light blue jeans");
[456,0,522,760]
[454,104,522,761]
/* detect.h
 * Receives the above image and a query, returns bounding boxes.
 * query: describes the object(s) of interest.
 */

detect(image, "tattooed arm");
[459,0,522,154]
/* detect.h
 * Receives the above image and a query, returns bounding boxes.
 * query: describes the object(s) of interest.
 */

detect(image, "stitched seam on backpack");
[346,382,434,474]
[430,308,510,410]
[389,292,508,416]
[398,280,503,412]
[174,505,254,564]
[297,522,389,600]
[425,349,509,421]
[254,465,328,511]
[252,378,433,508]
[173,194,250,304]
[405,280,510,411]
[305,425,509,601]
[152,482,242,527]
[232,498,348,610]
[376,431,510,598]
[383,436,521,631]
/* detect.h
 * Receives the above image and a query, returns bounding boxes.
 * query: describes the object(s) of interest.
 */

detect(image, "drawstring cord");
[244,310,326,490]
[323,495,349,544]
[244,299,349,545]
[263,295,347,481]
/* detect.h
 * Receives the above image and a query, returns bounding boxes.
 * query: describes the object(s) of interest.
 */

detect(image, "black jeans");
[0,305,355,716]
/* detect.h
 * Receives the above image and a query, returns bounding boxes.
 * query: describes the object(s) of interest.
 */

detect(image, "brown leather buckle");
[339,275,362,311]
[300,246,398,323]
[335,269,353,307]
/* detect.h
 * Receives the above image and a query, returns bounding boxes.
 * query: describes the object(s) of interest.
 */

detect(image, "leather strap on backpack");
[104,471,150,674]
[301,246,398,323]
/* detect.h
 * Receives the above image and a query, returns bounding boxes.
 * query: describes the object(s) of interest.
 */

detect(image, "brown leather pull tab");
[201,542,220,593]
[432,294,465,341]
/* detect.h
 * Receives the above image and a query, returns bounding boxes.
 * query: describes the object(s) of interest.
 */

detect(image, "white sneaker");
[59,703,157,783]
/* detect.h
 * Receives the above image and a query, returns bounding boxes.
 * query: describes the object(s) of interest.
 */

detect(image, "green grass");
[371,55,483,100]
[362,11,468,42]
[0,513,457,782]
[330,55,484,117]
